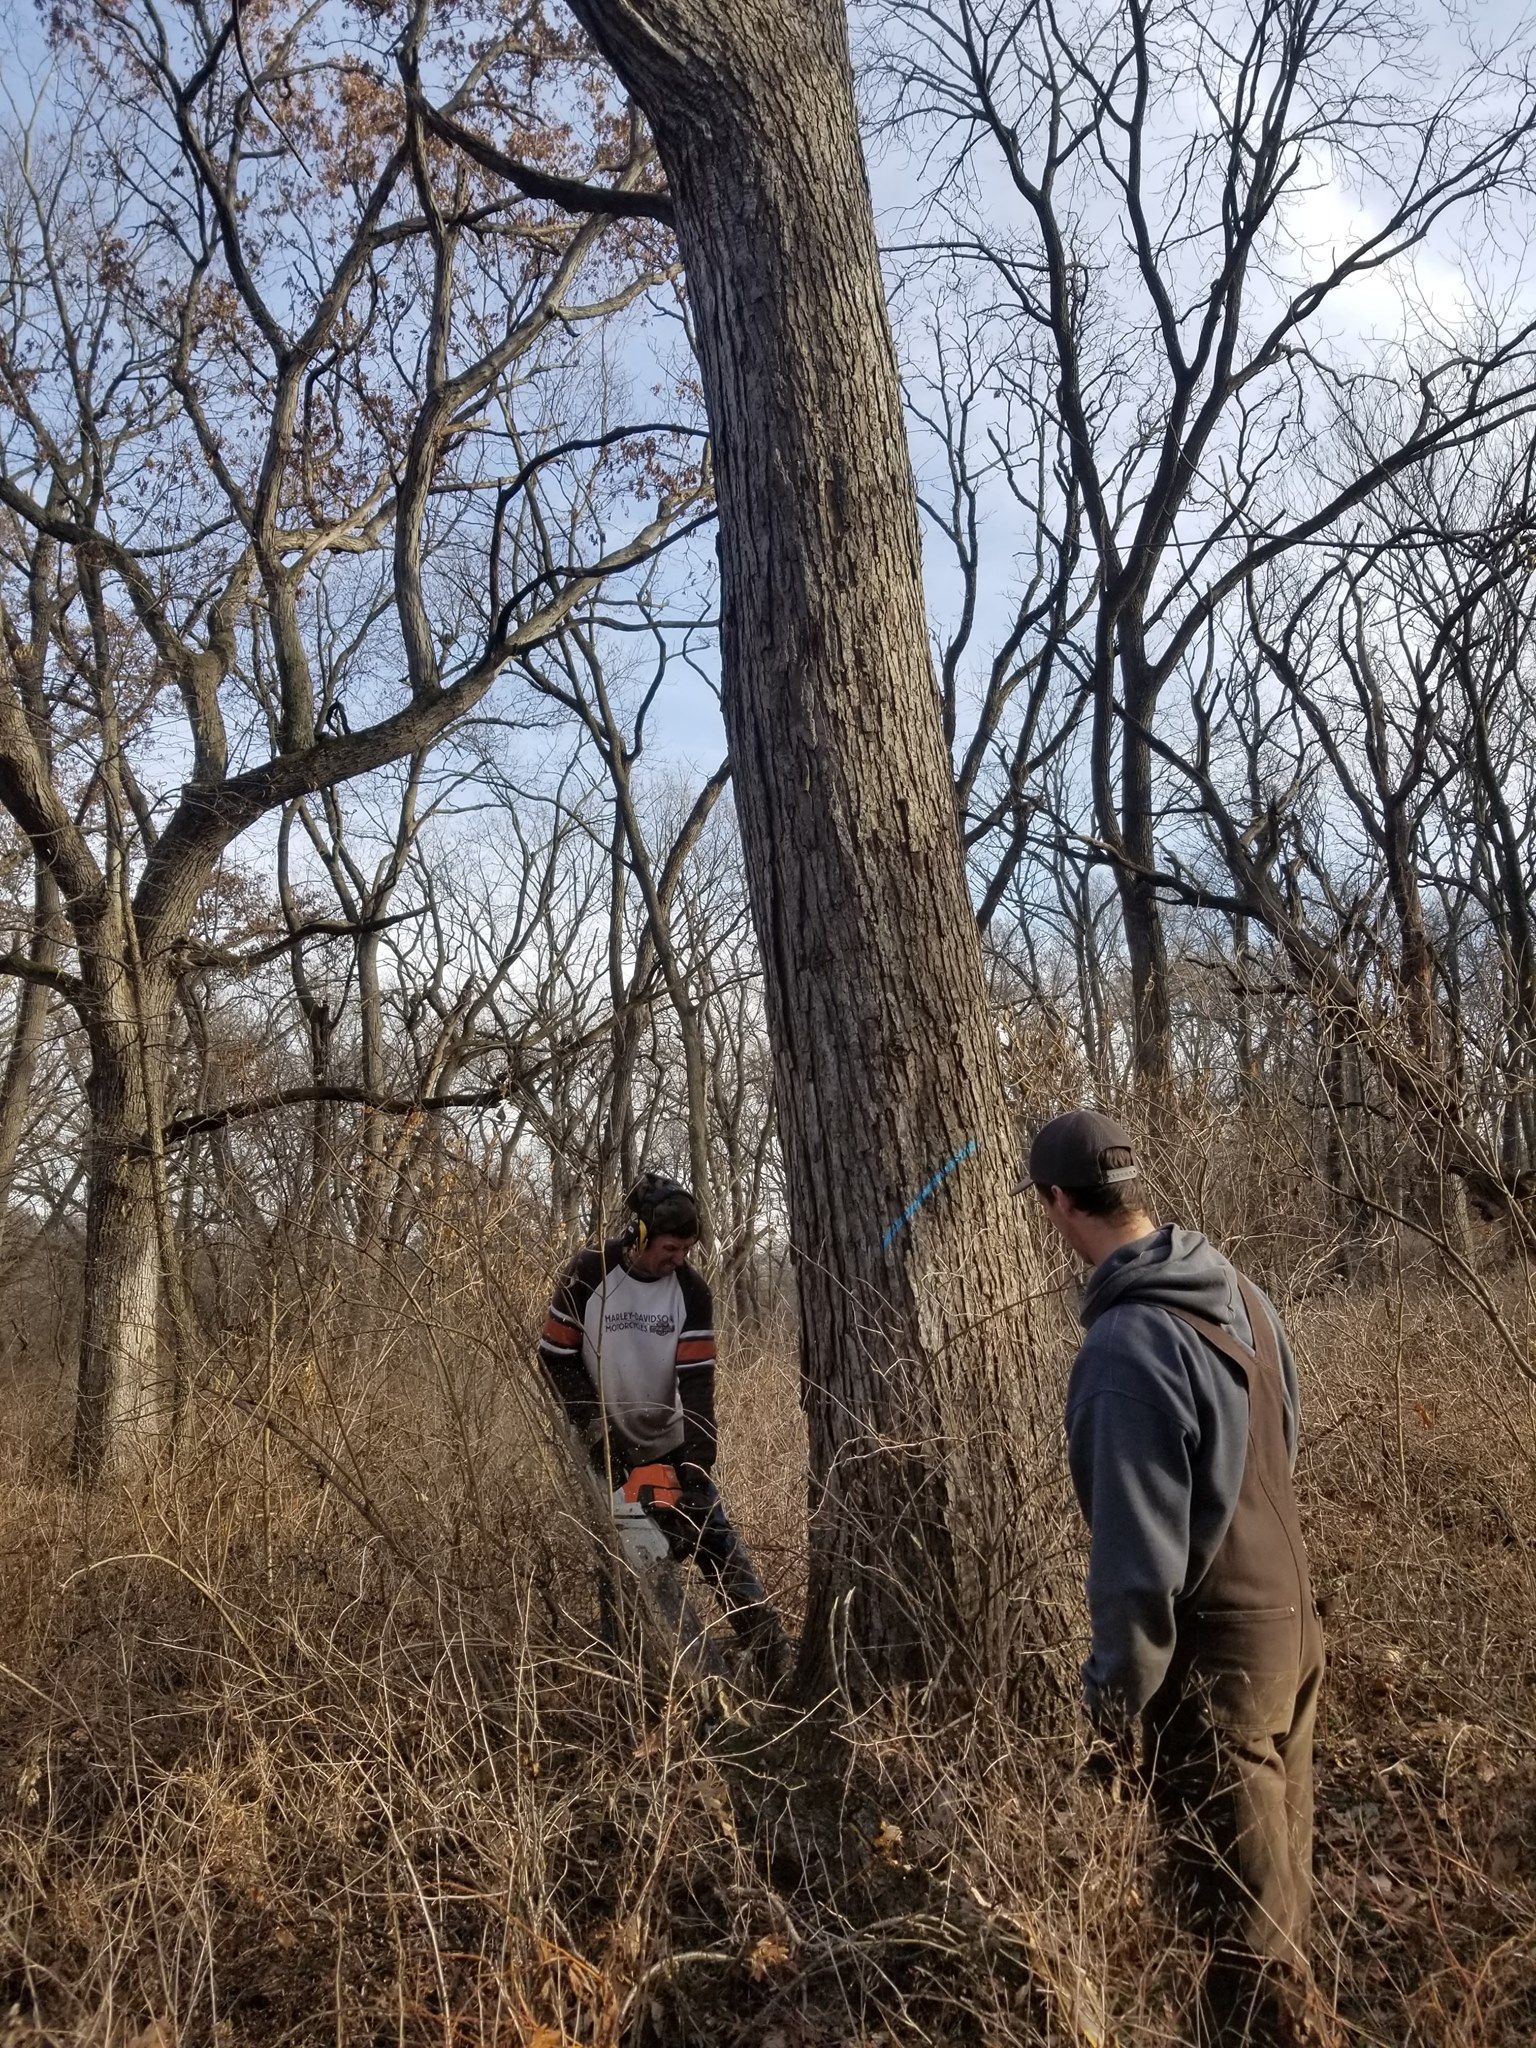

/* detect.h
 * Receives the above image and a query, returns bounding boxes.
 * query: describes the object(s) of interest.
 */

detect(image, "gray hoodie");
[1065,1225,1300,1730]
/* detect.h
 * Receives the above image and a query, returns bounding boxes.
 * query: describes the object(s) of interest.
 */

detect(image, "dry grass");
[0,1220,1533,2047]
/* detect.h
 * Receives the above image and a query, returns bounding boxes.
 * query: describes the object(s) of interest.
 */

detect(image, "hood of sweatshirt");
[1079,1223,1245,1333]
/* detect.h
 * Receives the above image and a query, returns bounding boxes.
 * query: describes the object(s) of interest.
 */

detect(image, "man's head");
[624,1171,700,1276]
[1026,1108,1155,1265]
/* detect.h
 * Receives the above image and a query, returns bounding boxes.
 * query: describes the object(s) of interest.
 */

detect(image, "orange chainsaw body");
[618,1461,684,1511]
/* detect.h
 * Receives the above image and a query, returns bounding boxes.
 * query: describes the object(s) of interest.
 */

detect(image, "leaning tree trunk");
[568,0,1073,1704]
[71,953,175,1481]
[0,977,50,1206]
[0,866,61,1214]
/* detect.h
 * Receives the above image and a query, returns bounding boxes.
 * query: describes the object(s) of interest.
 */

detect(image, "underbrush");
[0,1250,1532,2046]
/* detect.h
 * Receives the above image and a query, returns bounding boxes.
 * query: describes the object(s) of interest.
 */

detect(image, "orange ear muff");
[633,1216,649,1250]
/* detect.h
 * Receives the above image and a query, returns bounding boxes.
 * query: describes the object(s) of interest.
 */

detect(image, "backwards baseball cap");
[1025,1108,1140,1192]
[626,1170,698,1240]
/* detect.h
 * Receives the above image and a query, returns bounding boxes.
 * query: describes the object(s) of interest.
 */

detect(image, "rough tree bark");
[567,0,1072,1703]
[72,952,173,1476]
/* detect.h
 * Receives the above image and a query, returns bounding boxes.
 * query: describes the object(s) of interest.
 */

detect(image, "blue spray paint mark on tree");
[881,1137,980,1249]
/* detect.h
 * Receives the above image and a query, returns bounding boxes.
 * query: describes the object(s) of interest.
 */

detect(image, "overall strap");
[1159,1276,1283,1396]
[1234,1274,1283,1390]
[1156,1272,1309,1631]
[1159,1302,1257,1381]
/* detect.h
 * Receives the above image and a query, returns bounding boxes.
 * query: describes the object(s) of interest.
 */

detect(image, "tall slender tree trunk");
[600,1030,642,1216]
[1384,802,1438,1061]
[591,694,730,1247]
[1118,726,1174,1099]
[673,992,716,1253]
[354,924,390,1260]
[306,1008,341,1258]
[1466,706,1536,1213]
[600,807,642,1213]
[1,528,65,1223]
[569,0,1072,1703]
[0,978,50,1211]
[1382,801,1472,1260]
[1320,1007,1375,1282]
[1232,913,1258,1108]
[0,867,61,1213]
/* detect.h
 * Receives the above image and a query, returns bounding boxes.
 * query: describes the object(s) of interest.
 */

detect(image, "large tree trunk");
[568,0,1072,1703]
[71,959,173,1481]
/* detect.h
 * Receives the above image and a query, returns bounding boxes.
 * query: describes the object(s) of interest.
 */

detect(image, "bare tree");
[881,0,1536,1093]
[543,0,1073,1702]
[0,3,697,1476]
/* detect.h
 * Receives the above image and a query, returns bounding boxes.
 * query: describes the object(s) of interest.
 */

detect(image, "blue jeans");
[597,1473,788,1678]
[644,1477,783,1652]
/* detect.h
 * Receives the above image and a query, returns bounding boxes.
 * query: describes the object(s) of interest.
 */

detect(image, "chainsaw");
[616,1460,687,1513]
[583,1453,724,1685]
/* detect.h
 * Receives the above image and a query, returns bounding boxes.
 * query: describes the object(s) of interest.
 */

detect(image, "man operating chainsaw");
[536,1171,791,1687]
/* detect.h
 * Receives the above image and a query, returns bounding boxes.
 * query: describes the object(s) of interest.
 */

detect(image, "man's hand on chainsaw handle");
[578,1420,712,1505]
[675,1435,716,1511]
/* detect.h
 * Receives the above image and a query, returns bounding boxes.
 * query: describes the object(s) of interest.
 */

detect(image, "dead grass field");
[0,1224,1532,2047]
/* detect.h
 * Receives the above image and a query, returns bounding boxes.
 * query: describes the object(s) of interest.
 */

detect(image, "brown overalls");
[1143,1275,1327,2043]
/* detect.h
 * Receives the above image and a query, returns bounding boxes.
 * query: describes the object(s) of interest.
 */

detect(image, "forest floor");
[0,1241,1532,2047]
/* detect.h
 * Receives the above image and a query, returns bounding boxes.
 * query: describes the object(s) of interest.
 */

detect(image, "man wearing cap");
[536,1171,791,1686]
[1029,1109,1328,2046]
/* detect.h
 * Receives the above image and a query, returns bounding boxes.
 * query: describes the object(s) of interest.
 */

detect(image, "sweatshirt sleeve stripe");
[535,1254,602,1437]
[676,1335,716,1366]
